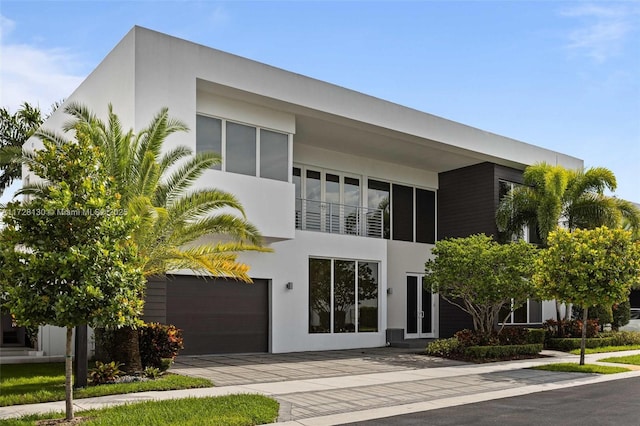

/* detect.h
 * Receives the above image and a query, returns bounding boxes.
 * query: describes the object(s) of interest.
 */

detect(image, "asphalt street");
[346,376,640,426]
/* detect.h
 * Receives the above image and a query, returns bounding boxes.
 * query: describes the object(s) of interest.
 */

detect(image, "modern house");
[17,26,584,357]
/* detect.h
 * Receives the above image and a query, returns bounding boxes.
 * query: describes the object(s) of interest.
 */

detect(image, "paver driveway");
[172,347,466,386]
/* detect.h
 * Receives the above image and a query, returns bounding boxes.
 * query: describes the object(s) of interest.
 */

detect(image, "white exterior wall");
[37,326,94,357]
[386,240,437,336]
[237,231,387,353]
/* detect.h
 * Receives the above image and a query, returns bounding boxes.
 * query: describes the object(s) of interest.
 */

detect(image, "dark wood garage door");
[164,275,269,355]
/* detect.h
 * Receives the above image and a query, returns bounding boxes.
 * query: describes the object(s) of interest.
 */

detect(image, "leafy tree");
[533,227,640,364]
[26,103,268,370]
[0,135,145,420]
[0,103,43,194]
[424,234,538,337]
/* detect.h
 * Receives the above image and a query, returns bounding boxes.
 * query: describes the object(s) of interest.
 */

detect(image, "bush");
[600,331,640,346]
[455,327,540,347]
[526,328,546,344]
[498,327,529,345]
[425,338,462,357]
[90,361,123,385]
[547,337,617,351]
[143,366,163,379]
[139,323,184,369]
[543,319,599,339]
[612,301,631,331]
[463,344,542,360]
[454,329,499,347]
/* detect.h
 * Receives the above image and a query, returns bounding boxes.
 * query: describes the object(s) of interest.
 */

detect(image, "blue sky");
[1,1,639,203]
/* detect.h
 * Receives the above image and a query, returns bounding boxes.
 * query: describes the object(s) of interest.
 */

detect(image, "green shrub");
[600,331,640,346]
[160,358,174,372]
[143,366,163,379]
[90,361,123,385]
[612,301,631,331]
[139,323,184,369]
[573,305,613,326]
[463,344,542,359]
[425,338,462,357]
[547,337,617,351]
[526,328,546,344]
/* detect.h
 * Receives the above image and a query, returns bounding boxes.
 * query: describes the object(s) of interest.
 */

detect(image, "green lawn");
[0,363,212,407]
[0,395,279,426]
[569,345,640,355]
[530,363,630,374]
[598,354,640,365]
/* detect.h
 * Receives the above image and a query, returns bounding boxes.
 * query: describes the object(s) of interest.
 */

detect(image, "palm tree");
[24,102,269,371]
[0,103,43,195]
[496,162,640,325]
[496,163,640,245]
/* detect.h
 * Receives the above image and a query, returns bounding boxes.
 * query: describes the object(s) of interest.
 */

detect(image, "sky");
[1,0,639,203]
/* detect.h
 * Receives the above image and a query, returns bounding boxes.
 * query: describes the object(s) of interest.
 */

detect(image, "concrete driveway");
[172,347,466,386]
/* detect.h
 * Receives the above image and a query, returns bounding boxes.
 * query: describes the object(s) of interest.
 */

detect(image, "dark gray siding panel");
[166,276,269,355]
[143,277,167,324]
[436,163,524,338]
[439,298,474,338]
[438,162,498,240]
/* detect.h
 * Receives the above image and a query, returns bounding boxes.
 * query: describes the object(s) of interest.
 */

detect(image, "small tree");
[0,136,145,420]
[424,234,538,337]
[534,227,640,365]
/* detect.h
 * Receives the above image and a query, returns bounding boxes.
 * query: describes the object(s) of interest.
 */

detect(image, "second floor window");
[196,114,289,182]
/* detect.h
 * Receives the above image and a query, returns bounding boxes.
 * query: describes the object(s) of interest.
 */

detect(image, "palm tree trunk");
[111,326,142,373]
[65,326,74,420]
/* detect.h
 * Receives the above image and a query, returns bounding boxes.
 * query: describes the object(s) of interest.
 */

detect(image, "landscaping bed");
[425,328,546,362]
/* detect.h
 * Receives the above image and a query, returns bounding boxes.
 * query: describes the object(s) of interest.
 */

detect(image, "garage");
[145,275,269,355]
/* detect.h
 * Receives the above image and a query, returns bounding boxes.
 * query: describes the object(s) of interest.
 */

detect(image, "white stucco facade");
[26,26,584,356]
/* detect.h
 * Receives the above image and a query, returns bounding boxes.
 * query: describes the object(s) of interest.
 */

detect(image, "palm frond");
[155,151,221,206]
[167,189,246,222]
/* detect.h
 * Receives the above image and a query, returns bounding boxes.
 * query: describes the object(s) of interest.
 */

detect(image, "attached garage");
[144,275,269,355]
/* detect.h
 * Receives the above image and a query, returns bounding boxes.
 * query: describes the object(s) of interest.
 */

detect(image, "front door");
[406,275,437,338]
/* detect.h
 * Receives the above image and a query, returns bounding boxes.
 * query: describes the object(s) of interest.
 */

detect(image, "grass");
[568,345,640,355]
[0,394,279,425]
[598,354,640,365]
[0,363,212,407]
[530,363,630,374]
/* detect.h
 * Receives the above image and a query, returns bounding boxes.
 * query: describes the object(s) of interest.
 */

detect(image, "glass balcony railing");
[295,198,383,238]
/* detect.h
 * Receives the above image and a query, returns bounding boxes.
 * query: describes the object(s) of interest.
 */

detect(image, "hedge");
[463,344,543,359]
[526,328,546,345]
[547,337,617,351]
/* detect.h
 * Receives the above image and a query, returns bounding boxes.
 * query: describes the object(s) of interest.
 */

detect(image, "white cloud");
[0,15,85,112]
[561,3,639,63]
[561,3,640,63]
[0,14,16,42]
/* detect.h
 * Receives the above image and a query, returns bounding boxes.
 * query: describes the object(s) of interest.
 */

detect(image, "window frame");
[196,113,291,182]
[308,257,379,334]
[500,298,543,325]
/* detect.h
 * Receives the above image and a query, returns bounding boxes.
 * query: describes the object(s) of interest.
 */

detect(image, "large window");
[309,258,379,334]
[196,114,289,181]
[500,299,543,324]
[369,179,435,243]
[368,180,390,239]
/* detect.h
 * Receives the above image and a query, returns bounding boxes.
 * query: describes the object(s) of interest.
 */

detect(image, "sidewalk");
[2,349,640,425]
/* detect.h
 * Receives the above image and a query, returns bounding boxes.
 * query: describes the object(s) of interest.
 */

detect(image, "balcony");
[295,198,384,238]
